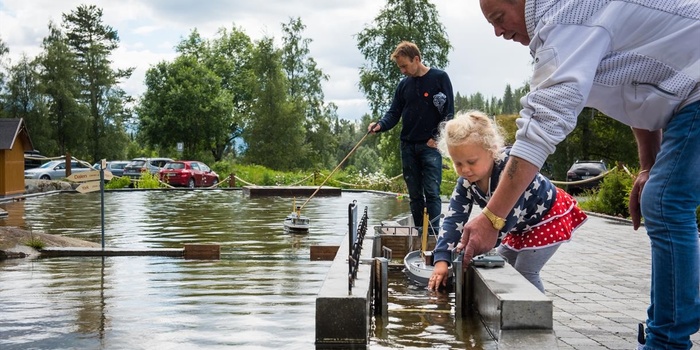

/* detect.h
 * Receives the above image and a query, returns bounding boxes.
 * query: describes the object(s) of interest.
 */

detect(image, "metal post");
[374,257,388,317]
[100,161,105,249]
[454,252,465,318]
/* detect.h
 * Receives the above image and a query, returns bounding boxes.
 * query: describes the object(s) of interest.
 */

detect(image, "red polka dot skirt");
[501,187,588,251]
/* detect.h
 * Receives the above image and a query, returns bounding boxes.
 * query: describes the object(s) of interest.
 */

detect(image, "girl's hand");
[428,261,449,291]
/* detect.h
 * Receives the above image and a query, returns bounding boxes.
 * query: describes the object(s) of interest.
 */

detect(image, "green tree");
[138,56,233,160]
[62,4,133,162]
[502,84,516,114]
[36,22,87,157]
[545,108,638,180]
[281,17,337,169]
[0,36,9,116]
[177,27,256,161]
[242,37,304,170]
[2,54,53,152]
[356,0,451,176]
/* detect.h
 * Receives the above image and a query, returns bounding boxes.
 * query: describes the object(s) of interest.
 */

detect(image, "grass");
[24,236,46,250]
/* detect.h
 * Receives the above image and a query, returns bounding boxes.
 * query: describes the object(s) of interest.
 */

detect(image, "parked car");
[24,160,94,180]
[122,157,173,180]
[159,161,219,188]
[24,150,48,170]
[566,160,608,193]
[92,160,130,177]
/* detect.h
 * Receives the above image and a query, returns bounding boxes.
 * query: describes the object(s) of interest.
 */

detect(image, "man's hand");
[455,213,499,266]
[367,122,381,134]
[428,261,450,291]
[629,170,650,230]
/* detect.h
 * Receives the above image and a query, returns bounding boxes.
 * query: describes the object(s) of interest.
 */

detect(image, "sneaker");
[636,322,646,350]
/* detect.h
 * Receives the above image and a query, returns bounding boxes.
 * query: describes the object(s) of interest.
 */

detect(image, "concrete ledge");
[471,263,553,333]
[40,247,184,257]
[315,231,374,346]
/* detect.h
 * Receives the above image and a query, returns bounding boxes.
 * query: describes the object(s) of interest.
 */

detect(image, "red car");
[159,161,219,188]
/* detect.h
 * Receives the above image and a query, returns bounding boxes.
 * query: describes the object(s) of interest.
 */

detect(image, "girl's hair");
[436,110,505,161]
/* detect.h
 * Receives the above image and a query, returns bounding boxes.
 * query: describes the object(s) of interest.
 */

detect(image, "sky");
[0,0,533,122]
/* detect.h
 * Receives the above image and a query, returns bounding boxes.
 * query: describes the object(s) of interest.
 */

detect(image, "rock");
[24,179,73,194]
[0,226,100,260]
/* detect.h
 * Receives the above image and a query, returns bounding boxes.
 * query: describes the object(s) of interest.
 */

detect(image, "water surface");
[0,190,493,349]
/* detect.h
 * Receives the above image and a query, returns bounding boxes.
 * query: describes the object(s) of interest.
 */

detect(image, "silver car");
[122,157,173,180]
[24,160,93,180]
[92,160,130,177]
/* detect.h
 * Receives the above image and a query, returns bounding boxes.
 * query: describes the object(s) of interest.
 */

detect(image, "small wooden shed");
[0,118,34,197]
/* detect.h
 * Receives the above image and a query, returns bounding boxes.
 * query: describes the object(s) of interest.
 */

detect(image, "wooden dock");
[242,185,341,197]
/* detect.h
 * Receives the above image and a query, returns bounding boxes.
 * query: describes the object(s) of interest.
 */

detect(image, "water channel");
[0,189,495,349]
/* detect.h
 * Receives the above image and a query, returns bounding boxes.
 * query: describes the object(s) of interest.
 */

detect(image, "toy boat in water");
[283,204,310,232]
[403,250,453,286]
[284,212,310,232]
[403,209,450,286]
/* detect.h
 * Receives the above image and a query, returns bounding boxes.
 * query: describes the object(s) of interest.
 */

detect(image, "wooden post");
[183,244,220,259]
[65,152,72,177]
[228,173,236,187]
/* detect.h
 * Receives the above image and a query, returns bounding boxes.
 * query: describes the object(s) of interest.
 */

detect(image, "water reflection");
[0,190,493,349]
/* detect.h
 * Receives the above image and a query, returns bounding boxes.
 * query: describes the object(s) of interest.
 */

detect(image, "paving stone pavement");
[541,213,700,349]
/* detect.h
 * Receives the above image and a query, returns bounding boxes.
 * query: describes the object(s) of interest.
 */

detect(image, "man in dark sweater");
[368,41,454,234]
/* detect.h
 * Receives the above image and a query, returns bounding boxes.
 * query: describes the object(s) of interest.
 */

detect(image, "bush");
[105,176,132,189]
[135,172,165,189]
[579,167,633,217]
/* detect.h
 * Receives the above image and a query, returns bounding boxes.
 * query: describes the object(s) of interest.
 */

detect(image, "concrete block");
[316,230,374,346]
[472,263,553,335]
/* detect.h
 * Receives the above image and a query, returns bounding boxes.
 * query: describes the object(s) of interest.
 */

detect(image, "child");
[427,110,587,293]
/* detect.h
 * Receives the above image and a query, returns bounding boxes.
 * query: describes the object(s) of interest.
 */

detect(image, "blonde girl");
[428,110,587,293]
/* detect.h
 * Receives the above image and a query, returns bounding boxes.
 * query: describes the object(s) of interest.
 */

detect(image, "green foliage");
[135,172,165,189]
[24,237,46,250]
[138,55,233,161]
[241,37,305,170]
[105,176,131,189]
[62,4,134,163]
[579,167,634,218]
[440,161,458,197]
[546,109,639,181]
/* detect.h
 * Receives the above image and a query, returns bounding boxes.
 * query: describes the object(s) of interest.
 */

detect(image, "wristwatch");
[482,207,505,230]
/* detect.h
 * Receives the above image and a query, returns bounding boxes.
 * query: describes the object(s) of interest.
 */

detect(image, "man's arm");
[458,156,539,263]
[629,127,662,229]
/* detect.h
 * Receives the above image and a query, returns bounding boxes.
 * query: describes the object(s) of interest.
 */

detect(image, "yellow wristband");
[638,169,650,176]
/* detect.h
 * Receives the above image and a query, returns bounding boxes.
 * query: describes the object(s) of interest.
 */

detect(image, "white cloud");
[0,0,533,121]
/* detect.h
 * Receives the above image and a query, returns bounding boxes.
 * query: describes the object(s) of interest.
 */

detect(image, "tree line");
[0,0,638,181]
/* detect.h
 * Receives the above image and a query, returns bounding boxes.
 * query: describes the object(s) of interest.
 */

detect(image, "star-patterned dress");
[432,149,588,265]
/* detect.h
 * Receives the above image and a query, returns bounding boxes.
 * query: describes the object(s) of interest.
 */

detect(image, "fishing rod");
[298,122,378,212]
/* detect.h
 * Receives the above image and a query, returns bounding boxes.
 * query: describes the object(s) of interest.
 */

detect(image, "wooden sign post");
[68,159,110,248]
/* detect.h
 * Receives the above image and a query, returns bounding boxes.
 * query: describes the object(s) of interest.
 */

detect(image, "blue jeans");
[640,101,700,350]
[401,142,442,235]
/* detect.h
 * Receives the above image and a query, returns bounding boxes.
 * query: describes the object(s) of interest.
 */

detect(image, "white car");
[24,160,93,180]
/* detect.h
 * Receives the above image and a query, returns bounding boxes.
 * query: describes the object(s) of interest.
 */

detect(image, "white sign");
[67,170,113,182]
[75,181,102,194]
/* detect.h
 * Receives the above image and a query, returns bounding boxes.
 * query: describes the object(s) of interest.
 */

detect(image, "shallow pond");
[0,190,494,349]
